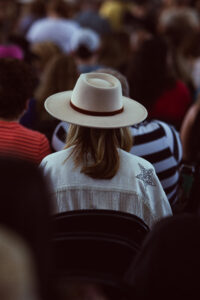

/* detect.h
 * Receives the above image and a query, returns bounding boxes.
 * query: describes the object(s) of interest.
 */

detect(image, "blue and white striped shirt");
[130,120,182,206]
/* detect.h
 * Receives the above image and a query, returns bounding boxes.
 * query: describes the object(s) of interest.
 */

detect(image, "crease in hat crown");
[71,72,123,113]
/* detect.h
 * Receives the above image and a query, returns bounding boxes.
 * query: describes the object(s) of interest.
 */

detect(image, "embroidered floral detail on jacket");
[136,163,156,189]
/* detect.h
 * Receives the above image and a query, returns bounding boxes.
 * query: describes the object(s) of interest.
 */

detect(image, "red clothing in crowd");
[0,120,51,164]
[149,80,192,128]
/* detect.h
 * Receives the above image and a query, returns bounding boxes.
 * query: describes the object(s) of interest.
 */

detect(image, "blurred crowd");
[1,0,200,129]
[1,0,200,299]
[0,0,199,129]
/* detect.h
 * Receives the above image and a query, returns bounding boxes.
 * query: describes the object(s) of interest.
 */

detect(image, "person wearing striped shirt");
[130,120,182,206]
[51,68,182,208]
[0,58,51,164]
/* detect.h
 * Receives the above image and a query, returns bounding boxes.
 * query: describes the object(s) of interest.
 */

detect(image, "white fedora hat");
[45,72,147,128]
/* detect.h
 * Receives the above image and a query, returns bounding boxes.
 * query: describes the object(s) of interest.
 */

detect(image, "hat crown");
[87,77,114,88]
[71,73,123,113]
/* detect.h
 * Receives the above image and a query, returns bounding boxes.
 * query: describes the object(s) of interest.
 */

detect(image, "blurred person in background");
[16,0,46,36]
[99,30,131,73]
[0,37,39,130]
[127,214,200,299]
[74,0,112,36]
[26,0,80,53]
[99,0,132,31]
[126,36,192,130]
[0,227,40,300]
[6,33,38,65]
[0,58,51,163]
[0,156,54,300]
[161,0,199,9]
[70,27,103,74]
[158,4,200,97]
[34,53,78,142]
[30,41,62,78]
[0,0,18,43]
[123,0,160,35]
[180,94,200,163]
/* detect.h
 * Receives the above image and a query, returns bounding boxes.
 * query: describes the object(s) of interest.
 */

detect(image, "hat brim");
[45,91,147,128]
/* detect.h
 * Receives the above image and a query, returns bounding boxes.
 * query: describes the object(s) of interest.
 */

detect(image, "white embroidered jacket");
[40,147,172,228]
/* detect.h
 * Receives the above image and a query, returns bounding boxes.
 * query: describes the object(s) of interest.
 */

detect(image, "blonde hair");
[65,125,133,179]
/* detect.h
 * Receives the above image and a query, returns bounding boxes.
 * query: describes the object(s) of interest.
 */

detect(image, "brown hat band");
[70,100,124,116]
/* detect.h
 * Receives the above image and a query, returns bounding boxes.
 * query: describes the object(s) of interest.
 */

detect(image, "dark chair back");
[51,209,149,292]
